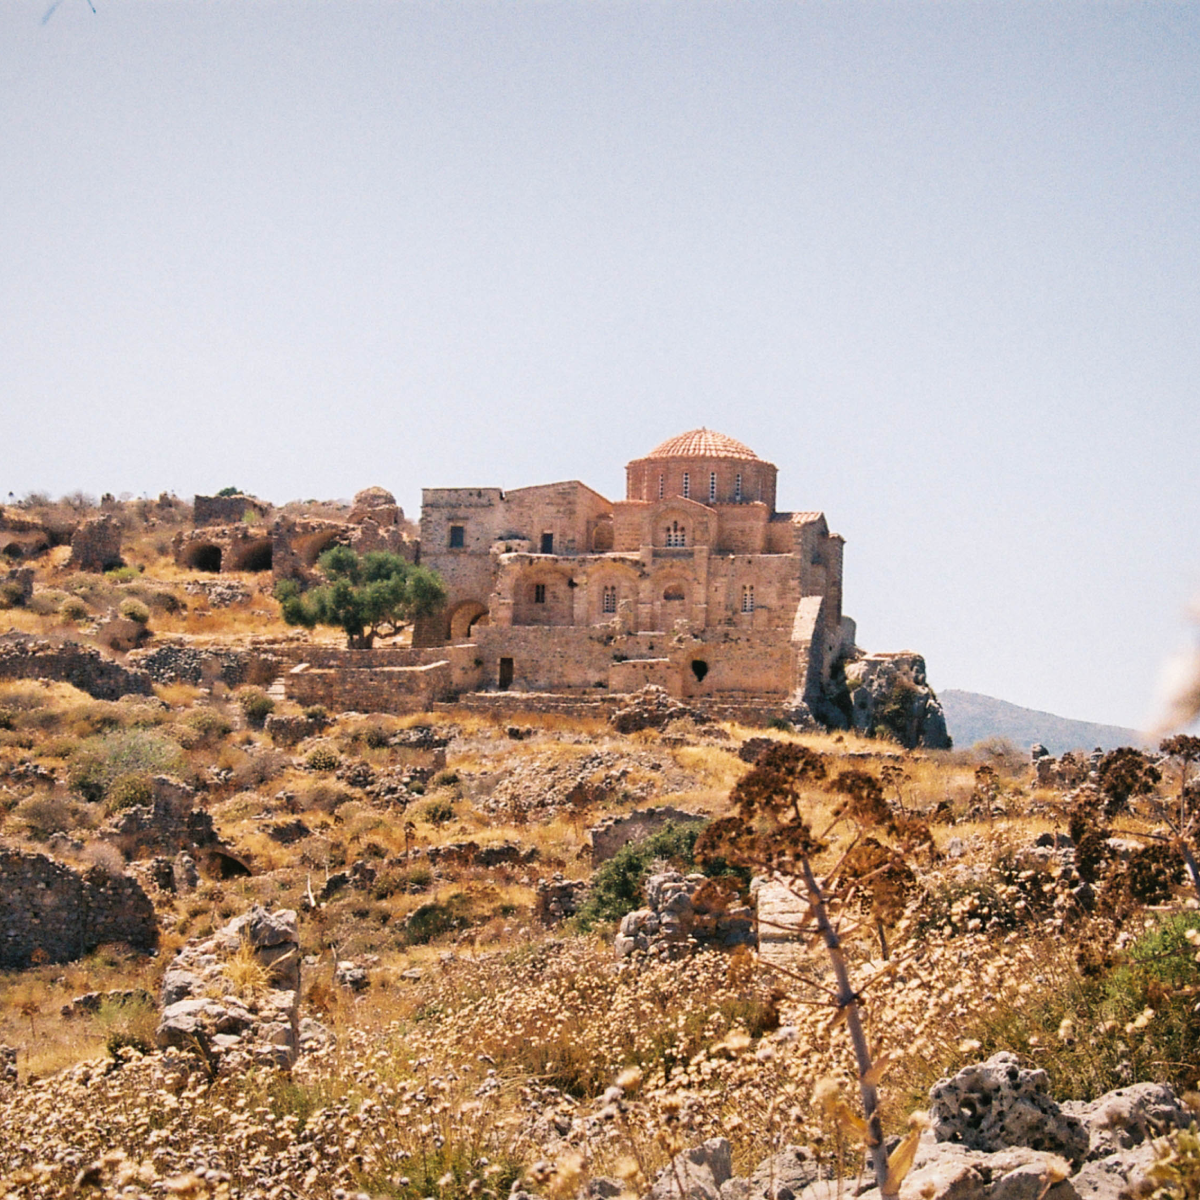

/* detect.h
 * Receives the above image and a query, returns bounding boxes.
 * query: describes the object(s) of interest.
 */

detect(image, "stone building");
[413,430,856,716]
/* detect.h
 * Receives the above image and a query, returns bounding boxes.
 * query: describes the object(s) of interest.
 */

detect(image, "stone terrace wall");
[284,661,457,714]
[0,634,153,700]
[129,643,282,688]
[435,691,789,727]
[0,849,158,968]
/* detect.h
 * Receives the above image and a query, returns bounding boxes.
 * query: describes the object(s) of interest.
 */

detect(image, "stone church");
[413,429,856,715]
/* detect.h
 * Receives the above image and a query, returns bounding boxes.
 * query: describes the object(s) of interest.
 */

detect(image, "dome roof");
[352,486,397,508]
[639,428,761,461]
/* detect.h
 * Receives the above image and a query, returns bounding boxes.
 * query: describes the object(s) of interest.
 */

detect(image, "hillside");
[940,687,1148,754]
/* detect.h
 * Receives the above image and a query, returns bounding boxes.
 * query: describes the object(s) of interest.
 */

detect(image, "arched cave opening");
[238,541,273,572]
[188,544,223,573]
[691,660,709,682]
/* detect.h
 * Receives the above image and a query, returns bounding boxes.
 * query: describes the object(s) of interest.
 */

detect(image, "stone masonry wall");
[0,634,153,700]
[68,515,124,572]
[0,848,158,968]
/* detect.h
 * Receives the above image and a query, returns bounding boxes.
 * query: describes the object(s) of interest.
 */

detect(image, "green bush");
[60,597,89,622]
[118,598,151,625]
[305,744,341,772]
[238,688,275,729]
[302,705,329,724]
[421,796,455,825]
[104,566,141,582]
[401,893,470,945]
[573,821,749,931]
[68,729,186,805]
[431,769,460,787]
[148,589,182,613]
[184,708,232,745]
[106,772,154,813]
[0,580,26,609]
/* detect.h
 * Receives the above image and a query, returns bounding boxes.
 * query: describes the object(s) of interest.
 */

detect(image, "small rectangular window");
[534,583,546,604]
[540,532,554,554]
[449,525,465,548]
[735,474,742,501]
[658,474,664,499]
[742,584,755,613]
[709,472,717,502]
[682,472,690,499]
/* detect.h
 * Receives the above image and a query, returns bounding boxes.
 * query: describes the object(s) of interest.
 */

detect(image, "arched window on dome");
[735,473,742,502]
[709,472,717,503]
[682,472,690,499]
[665,522,686,548]
[741,584,755,613]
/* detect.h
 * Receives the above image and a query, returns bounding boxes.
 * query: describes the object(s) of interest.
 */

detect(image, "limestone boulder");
[1061,1082,1193,1160]
[650,1138,732,1200]
[929,1053,1089,1165]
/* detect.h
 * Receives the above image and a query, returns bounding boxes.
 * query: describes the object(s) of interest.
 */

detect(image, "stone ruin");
[174,486,416,584]
[0,633,153,700]
[68,515,123,572]
[614,869,755,960]
[1031,744,1101,789]
[156,905,303,1069]
[0,847,158,968]
[608,685,712,734]
[535,874,588,925]
[587,806,706,863]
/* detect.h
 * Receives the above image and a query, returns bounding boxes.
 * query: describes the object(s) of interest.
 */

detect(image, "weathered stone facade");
[413,430,857,714]
[0,848,158,968]
[68,515,124,572]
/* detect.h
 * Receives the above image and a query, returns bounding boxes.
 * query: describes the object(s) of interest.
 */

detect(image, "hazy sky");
[2,2,1198,731]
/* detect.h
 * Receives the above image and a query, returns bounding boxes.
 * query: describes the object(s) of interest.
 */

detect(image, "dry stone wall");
[0,848,158,968]
[0,634,153,700]
[68,515,124,571]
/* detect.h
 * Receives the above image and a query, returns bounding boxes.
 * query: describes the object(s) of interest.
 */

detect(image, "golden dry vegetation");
[2,511,1199,1199]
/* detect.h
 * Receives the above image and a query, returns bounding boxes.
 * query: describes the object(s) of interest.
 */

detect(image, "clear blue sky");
[2,1,1198,730]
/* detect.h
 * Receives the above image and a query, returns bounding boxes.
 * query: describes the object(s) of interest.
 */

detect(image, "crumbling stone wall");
[0,848,158,968]
[2,569,34,605]
[129,643,282,688]
[100,776,219,860]
[68,515,124,571]
[615,869,755,960]
[193,494,272,527]
[0,634,153,700]
[588,806,706,863]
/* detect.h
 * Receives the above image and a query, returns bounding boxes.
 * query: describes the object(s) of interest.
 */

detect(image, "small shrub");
[431,769,460,787]
[104,565,140,582]
[238,688,275,729]
[95,994,157,1058]
[83,841,128,875]
[306,744,341,772]
[105,771,154,813]
[402,893,470,945]
[302,705,329,725]
[27,589,67,615]
[0,708,15,732]
[299,781,354,814]
[68,729,186,804]
[117,597,150,625]
[420,796,455,825]
[183,708,232,745]
[0,580,26,609]
[60,597,89,622]
[15,793,90,840]
[148,589,182,613]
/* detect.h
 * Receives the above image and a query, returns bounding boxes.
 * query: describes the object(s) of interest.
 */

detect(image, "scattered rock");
[615,870,754,961]
[610,685,711,734]
[535,874,588,925]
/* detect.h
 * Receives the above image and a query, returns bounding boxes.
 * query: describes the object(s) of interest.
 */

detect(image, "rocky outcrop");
[843,652,951,749]
[697,1070,1193,1200]
[614,870,754,960]
[0,633,153,700]
[156,906,301,1069]
[609,686,711,734]
[0,848,158,968]
[651,1138,732,1200]
[930,1052,1089,1164]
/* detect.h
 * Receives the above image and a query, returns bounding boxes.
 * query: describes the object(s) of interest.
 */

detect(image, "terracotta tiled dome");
[642,429,760,461]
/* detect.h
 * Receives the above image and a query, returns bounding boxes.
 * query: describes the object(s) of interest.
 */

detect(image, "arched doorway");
[186,544,222,572]
[448,600,490,642]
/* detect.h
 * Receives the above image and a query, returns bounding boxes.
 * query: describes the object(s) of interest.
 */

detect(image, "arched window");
[602,585,617,614]
[664,584,686,601]
[741,584,755,613]
[682,472,690,499]
[734,473,742,502]
[534,583,546,604]
[665,522,686,547]
[658,473,664,500]
[709,472,717,503]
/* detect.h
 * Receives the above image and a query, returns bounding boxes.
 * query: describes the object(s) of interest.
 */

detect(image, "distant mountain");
[938,689,1150,756]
